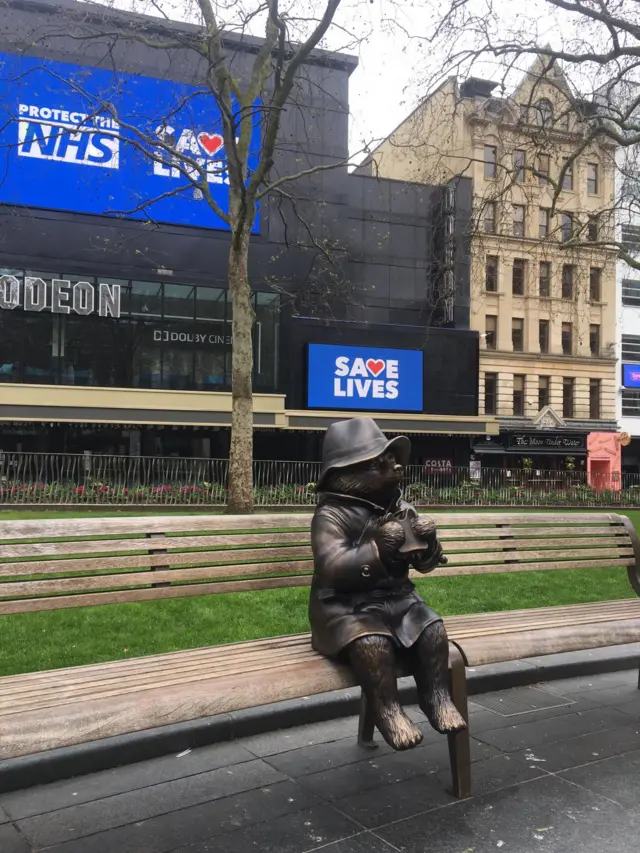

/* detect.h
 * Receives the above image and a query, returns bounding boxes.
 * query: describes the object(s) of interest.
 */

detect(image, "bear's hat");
[316,417,411,491]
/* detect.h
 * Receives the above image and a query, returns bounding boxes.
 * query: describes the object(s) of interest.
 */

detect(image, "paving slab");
[560,750,640,809]
[14,759,285,848]
[473,706,634,753]
[295,739,499,801]
[0,741,255,821]
[376,774,639,853]
[161,804,361,853]
[2,669,639,853]
[0,824,30,853]
[511,723,640,773]
[40,780,321,853]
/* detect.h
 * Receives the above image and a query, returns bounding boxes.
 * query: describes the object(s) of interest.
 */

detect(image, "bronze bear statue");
[309,417,466,751]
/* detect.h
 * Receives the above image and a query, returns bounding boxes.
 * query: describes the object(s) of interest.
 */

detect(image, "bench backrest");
[0,512,638,615]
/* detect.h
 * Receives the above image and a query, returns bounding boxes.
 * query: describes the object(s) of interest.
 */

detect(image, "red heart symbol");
[366,358,385,377]
[198,132,224,156]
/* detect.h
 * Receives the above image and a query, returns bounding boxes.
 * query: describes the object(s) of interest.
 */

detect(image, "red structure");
[587,433,622,491]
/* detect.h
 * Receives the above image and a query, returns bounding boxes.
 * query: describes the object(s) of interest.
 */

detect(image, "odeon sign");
[0,274,121,318]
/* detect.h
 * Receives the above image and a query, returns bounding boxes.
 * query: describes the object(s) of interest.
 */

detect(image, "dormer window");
[536,99,553,127]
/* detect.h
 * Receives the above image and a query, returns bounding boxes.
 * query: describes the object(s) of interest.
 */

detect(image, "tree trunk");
[227,228,255,513]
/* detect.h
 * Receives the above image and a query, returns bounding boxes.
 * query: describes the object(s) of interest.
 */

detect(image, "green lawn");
[0,508,637,677]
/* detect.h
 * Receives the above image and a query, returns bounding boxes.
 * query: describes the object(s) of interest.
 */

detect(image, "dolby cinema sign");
[0,274,121,318]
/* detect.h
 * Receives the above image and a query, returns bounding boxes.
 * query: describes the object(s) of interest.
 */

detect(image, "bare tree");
[6,0,374,512]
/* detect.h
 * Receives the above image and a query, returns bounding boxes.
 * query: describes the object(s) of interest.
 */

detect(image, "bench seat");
[3,597,639,760]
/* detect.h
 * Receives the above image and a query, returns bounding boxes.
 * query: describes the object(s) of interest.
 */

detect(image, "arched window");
[536,99,553,127]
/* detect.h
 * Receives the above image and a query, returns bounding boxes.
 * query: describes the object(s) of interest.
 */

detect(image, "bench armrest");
[621,515,640,596]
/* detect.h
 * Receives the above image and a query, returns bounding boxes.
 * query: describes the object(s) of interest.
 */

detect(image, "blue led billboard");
[0,51,260,230]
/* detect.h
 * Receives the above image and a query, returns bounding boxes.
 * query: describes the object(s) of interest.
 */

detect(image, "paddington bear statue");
[309,416,466,751]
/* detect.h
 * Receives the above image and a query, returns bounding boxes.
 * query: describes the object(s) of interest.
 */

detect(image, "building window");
[513,149,525,182]
[539,261,551,297]
[590,268,602,302]
[538,154,550,185]
[539,208,550,238]
[589,324,600,356]
[0,272,281,393]
[519,103,529,123]
[589,378,601,419]
[562,322,573,355]
[485,314,497,350]
[513,204,525,237]
[622,390,640,416]
[538,375,550,410]
[512,259,526,295]
[484,145,497,179]
[536,99,553,127]
[563,377,575,418]
[561,264,574,299]
[485,372,497,415]
[485,255,498,291]
[621,277,640,305]
[513,374,525,416]
[587,216,599,241]
[539,319,550,354]
[483,202,497,234]
[587,163,599,194]
[512,317,524,352]
[562,159,574,190]
[622,223,640,248]
[622,334,640,361]
[561,213,574,242]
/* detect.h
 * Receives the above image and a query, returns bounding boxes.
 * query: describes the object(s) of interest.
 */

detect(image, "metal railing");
[0,453,638,507]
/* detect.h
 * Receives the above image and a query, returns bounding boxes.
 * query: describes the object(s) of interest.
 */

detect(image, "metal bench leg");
[357,690,378,750]
[447,645,471,799]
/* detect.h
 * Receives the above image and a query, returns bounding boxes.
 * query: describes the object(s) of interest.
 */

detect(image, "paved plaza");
[1,669,639,853]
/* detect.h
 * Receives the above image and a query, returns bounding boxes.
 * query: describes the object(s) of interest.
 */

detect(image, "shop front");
[472,430,589,478]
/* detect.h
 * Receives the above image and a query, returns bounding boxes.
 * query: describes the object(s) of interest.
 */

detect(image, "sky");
[96,0,624,161]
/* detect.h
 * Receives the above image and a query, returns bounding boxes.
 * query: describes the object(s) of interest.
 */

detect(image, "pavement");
[0,667,638,853]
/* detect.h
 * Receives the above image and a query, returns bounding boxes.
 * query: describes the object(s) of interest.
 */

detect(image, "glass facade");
[0,270,280,392]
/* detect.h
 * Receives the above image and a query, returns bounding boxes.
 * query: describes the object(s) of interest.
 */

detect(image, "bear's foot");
[420,692,467,735]
[376,703,424,751]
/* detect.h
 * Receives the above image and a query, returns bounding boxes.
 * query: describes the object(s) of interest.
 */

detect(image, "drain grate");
[472,686,575,717]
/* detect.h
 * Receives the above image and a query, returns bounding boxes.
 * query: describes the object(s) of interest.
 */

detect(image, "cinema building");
[0,0,496,463]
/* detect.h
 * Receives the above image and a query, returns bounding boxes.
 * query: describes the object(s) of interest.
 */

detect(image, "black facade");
[0,0,480,457]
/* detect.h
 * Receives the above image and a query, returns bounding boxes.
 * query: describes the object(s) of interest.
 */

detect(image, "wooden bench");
[1,511,639,799]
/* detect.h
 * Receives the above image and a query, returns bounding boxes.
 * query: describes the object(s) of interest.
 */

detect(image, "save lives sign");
[307,344,423,412]
[0,51,260,231]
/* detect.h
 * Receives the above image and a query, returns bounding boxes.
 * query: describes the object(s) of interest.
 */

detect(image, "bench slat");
[0,546,313,578]
[440,525,625,540]
[437,546,634,566]
[431,513,625,526]
[4,598,639,690]
[0,514,315,540]
[0,574,314,614]
[0,551,632,602]
[1,597,638,759]
[459,620,640,667]
[0,561,315,597]
[428,556,635,577]
[6,599,639,714]
[0,531,311,559]
[0,536,629,583]
[0,512,624,542]
[0,535,629,580]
